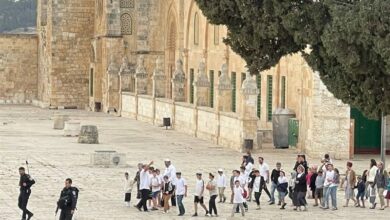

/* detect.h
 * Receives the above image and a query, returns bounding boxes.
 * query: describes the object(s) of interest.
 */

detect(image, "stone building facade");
[2,0,387,159]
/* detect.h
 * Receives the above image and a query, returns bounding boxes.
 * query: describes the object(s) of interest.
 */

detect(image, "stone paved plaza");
[0,105,389,220]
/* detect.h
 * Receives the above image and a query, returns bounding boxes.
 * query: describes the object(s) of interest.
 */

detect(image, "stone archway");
[166,15,178,99]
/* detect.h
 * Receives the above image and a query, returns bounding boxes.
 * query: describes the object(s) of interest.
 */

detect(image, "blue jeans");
[176,195,185,215]
[323,186,330,207]
[330,186,338,208]
[325,186,338,208]
[270,182,280,202]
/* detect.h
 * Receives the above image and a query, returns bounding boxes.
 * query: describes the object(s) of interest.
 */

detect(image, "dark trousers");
[18,191,32,219]
[255,192,262,206]
[297,191,307,206]
[171,192,176,206]
[137,189,149,211]
[236,202,248,212]
[261,181,271,200]
[209,195,218,215]
[177,195,185,215]
[59,209,73,220]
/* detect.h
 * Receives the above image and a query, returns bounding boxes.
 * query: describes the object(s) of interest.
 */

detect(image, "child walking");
[355,176,366,208]
[124,172,135,207]
[277,170,288,209]
[217,169,227,203]
[231,180,245,217]
[314,170,325,206]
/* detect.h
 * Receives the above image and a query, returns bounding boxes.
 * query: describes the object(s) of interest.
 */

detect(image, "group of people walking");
[125,154,390,217]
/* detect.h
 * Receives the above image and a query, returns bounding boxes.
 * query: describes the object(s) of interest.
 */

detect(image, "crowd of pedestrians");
[123,154,390,217]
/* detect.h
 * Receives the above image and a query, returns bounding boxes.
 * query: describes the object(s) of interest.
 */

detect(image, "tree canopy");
[195,0,390,118]
[0,0,36,33]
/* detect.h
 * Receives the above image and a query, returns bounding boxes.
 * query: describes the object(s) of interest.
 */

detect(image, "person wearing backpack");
[18,167,35,220]
[56,178,79,220]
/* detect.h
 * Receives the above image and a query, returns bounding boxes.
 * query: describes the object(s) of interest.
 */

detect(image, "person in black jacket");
[293,154,309,174]
[294,165,307,211]
[18,167,35,220]
[270,162,281,205]
[309,166,318,199]
[56,178,78,220]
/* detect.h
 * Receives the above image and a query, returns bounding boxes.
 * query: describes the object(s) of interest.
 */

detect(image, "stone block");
[53,114,70,130]
[90,150,126,167]
[63,121,80,137]
[78,125,99,144]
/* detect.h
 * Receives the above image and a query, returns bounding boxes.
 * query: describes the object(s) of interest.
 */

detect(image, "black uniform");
[19,174,35,220]
[57,187,78,220]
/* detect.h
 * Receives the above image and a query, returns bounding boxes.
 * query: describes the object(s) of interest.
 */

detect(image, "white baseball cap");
[218,168,223,172]
[164,158,171,162]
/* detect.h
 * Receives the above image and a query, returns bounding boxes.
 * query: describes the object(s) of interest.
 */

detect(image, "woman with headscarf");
[294,165,307,211]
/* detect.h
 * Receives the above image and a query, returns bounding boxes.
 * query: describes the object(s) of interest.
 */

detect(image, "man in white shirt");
[321,163,335,209]
[192,173,209,217]
[136,161,153,212]
[217,169,227,203]
[258,157,272,202]
[175,172,187,216]
[164,159,177,206]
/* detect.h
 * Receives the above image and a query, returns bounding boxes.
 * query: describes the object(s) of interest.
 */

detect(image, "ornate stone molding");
[135,55,147,79]
[152,56,165,80]
[195,59,210,87]
[218,63,232,90]
[119,56,134,75]
[241,72,259,95]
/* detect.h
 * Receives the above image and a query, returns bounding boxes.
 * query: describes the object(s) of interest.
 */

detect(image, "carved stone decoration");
[171,59,186,102]
[194,59,210,106]
[119,56,134,92]
[135,55,148,94]
[241,72,259,118]
[107,55,119,75]
[152,56,166,98]
[218,63,232,90]
[217,63,233,112]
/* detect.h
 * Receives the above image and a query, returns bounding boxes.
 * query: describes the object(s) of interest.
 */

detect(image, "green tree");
[196,0,389,118]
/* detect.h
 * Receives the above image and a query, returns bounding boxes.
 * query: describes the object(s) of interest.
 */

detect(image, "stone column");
[135,55,148,95]
[241,72,260,151]
[216,63,232,112]
[152,56,166,98]
[171,59,186,102]
[194,59,210,106]
[107,57,120,112]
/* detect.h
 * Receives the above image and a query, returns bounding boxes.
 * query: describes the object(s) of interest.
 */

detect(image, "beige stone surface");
[0,34,38,103]
[1,105,389,220]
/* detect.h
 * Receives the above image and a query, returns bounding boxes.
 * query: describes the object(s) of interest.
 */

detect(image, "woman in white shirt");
[367,159,378,208]
[206,173,218,217]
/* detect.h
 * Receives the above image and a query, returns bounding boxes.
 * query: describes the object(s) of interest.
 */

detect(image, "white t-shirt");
[239,174,247,187]
[253,176,261,193]
[175,178,187,195]
[150,176,161,192]
[245,162,253,176]
[259,163,269,181]
[124,178,134,193]
[194,179,205,196]
[217,174,227,187]
[208,179,218,196]
[233,186,245,203]
[139,170,151,190]
[367,166,378,182]
[324,170,335,187]
[164,164,177,184]
[278,176,288,184]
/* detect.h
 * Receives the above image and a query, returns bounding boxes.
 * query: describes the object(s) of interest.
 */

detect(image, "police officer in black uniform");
[18,167,35,220]
[56,178,78,220]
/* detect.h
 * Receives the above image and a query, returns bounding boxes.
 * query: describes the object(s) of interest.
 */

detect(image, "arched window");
[120,0,134,8]
[121,13,132,35]
[194,13,199,45]
[214,25,219,45]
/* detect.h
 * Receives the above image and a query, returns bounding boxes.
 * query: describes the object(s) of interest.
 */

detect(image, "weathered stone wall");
[44,0,95,108]
[121,92,137,118]
[154,98,174,125]
[219,112,243,151]
[0,34,38,104]
[174,102,196,136]
[137,95,154,123]
[299,69,351,159]
[197,107,218,143]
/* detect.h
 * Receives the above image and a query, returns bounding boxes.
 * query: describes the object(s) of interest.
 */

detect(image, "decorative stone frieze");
[152,56,166,98]
[171,59,186,102]
[135,55,148,95]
